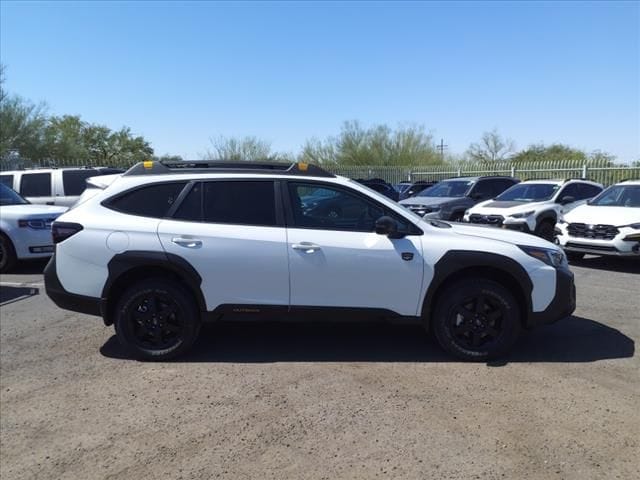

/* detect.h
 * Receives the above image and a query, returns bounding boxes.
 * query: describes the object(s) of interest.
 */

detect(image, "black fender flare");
[535,209,557,229]
[421,250,534,328]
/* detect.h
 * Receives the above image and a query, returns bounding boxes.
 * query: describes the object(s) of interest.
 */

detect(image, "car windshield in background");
[496,183,559,202]
[415,180,473,198]
[589,185,640,207]
[0,184,29,206]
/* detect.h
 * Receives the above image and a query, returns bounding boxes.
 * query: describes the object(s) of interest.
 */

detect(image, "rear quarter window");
[63,170,100,196]
[105,182,187,218]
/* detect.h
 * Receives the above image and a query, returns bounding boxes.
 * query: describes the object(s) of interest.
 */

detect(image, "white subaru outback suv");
[463,179,603,241]
[555,179,640,261]
[44,161,576,361]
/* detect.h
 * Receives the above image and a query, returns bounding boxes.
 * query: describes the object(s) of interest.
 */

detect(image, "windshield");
[0,183,29,206]
[415,180,473,198]
[496,183,560,202]
[589,185,640,207]
[348,179,425,223]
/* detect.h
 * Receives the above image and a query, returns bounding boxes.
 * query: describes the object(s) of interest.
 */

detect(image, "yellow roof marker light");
[143,160,154,169]
[297,162,309,172]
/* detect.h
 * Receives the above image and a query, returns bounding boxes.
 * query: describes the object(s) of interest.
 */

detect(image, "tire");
[114,278,201,361]
[449,211,464,222]
[566,251,585,262]
[432,278,522,361]
[0,233,17,274]
[534,220,555,242]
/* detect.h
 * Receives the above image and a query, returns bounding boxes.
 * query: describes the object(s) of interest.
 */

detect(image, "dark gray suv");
[399,176,519,221]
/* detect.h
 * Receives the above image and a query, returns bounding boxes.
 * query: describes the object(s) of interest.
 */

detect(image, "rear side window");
[184,181,277,226]
[20,172,51,197]
[106,182,187,218]
[579,183,603,200]
[0,175,13,188]
[63,170,99,196]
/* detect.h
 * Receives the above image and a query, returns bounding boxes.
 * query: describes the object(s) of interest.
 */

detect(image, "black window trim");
[102,180,191,218]
[282,179,423,235]
[166,178,285,228]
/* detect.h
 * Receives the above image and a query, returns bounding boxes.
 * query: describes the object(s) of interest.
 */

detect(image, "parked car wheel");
[534,220,555,242]
[432,278,522,361]
[0,233,17,273]
[566,252,585,262]
[114,278,201,361]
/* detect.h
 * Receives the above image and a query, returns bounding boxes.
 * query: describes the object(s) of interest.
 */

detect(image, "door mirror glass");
[375,216,404,238]
[559,195,575,205]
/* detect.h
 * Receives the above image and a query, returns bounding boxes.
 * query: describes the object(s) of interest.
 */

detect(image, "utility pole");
[437,138,448,160]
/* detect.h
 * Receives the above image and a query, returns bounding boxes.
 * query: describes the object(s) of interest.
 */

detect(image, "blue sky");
[1,1,638,161]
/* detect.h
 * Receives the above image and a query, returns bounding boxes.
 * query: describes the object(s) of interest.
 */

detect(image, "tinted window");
[416,180,473,198]
[0,175,13,188]
[557,184,580,202]
[107,182,187,218]
[289,183,390,232]
[62,170,99,196]
[202,181,276,226]
[578,183,602,200]
[173,183,202,221]
[590,185,640,207]
[20,172,51,197]
[497,183,559,202]
[0,183,28,205]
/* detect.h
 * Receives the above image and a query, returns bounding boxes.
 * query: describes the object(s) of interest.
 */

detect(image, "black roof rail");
[123,160,335,178]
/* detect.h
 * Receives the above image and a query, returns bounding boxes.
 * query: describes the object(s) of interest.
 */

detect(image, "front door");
[285,181,424,317]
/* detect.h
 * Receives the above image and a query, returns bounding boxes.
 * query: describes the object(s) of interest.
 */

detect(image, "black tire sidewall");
[433,279,522,361]
[0,233,17,273]
[114,279,200,361]
[535,220,555,241]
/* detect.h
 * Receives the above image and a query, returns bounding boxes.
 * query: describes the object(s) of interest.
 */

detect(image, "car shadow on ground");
[100,315,634,364]
[0,286,39,306]
[3,259,49,275]
[570,255,640,274]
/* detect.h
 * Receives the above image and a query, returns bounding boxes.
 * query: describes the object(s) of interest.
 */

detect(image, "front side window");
[62,170,99,196]
[496,183,560,202]
[589,185,640,207]
[0,175,14,188]
[0,183,29,206]
[20,172,51,197]
[106,182,187,218]
[289,183,390,232]
[578,183,603,200]
[415,180,473,198]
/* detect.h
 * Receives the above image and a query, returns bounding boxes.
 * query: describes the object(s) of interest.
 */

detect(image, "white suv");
[555,179,640,260]
[463,179,603,240]
[44,161,576,361]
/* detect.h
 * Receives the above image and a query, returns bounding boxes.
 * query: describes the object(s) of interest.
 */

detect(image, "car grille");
[565,242,618,252]
[567,223,619,240]
[469,214,504,226]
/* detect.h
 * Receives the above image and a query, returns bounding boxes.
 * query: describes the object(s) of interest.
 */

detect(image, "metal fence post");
[457,167,462,177]
[582,164,587,178]
[511,166,516,177]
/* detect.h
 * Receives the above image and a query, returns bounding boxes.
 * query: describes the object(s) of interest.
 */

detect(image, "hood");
[564,204,640,226]
[442,221,557,249]
[0,204,67,217]
[469,200,547,215]
[400,196,460,207]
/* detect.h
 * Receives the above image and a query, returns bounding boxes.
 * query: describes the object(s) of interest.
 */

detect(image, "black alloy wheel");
[126,292,184,351]
[448,294,505,350]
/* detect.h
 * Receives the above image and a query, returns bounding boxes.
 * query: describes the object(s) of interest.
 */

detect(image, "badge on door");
[401,252,414,261]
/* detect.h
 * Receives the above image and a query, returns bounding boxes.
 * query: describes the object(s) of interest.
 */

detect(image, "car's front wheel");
[432,278,522,361]
[0,233,17,273]
[114,278,201,361]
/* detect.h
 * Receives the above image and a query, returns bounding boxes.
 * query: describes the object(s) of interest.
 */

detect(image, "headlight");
[509,210,535,219]
[519,245,567,268]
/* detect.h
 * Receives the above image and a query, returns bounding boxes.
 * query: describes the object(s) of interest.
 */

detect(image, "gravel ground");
[1,257,638,480]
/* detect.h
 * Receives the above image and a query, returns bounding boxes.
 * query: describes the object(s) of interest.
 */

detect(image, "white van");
[0,167,124,207]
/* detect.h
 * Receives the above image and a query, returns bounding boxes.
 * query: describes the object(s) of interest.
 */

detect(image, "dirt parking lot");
[0,257,638,479]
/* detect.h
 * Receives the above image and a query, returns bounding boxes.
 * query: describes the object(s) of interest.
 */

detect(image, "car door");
[285,181,424,317]
[19,171,56,205]
[555,183,583,213]
[157,180,289,311]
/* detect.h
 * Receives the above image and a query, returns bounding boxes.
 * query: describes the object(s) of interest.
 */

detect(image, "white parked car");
[45,161,575,362]
[0,184,67,272]
[0,166,124,207]
[463,179,603,241]
[555,179,640,261]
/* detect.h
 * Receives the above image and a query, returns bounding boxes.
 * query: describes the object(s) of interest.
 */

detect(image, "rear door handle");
[172,237,202,248]
[292,242,321,253]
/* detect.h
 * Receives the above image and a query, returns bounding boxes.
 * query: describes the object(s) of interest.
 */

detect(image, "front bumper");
[555,225,640,257]
[44,254,103,317]
[528,268,576,326]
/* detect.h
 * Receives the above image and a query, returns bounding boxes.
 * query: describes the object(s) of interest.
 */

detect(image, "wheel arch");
[421,251,533,330]
[102,251,206,326]
[535,209,557,226]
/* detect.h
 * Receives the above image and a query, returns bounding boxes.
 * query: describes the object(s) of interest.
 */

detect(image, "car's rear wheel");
[0,233,17,273]
[432,278,522,361]
[534,220,555,241]
[566,251,585,262]
[114,278,201,361]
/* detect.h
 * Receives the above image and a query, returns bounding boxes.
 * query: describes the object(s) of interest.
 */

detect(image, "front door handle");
[172,237,202,248]
[292,242,321,253]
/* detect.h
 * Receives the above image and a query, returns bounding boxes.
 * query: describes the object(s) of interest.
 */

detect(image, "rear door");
[284,181,424,317]
[19,172,56,205]
[157,180,289,311]
[58,170,101,206]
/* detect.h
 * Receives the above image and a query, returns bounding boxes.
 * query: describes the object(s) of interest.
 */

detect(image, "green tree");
[203,135,276,161]
[510,144,587,164]
[301,121,441,166]
[466,129,515,162]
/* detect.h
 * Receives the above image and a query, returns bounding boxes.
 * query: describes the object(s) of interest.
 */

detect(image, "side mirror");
[559,196,575,205]
[375,216,404,238]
